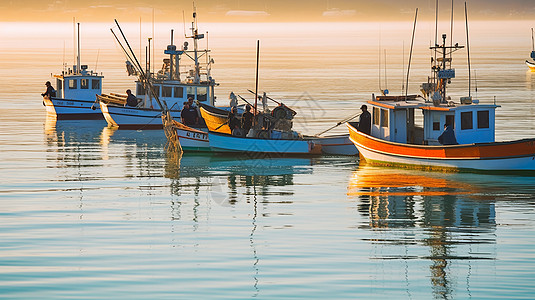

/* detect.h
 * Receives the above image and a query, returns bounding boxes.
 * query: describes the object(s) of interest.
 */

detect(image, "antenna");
[434,0,438,46]
[77,23,81,72]
[73,17,76,70]
[465,1,471,97]
[402,41,405,95]
[378,29,381,93]
[384,49,388,94]
[182,11,187,37]
[95,49,100,72]
[254,40,260,118]
[450,0,454,55]
[406,8,418,99]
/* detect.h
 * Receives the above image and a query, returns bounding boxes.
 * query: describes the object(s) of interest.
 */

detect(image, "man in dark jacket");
[41,81,56,98]
[438,124,458,145]
[357,104,371,135]
[241,104,254,136]
[181,102,199,126]
[126,89,140,107]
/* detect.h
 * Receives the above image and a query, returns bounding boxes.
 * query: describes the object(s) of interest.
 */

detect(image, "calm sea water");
[1,21,535,299]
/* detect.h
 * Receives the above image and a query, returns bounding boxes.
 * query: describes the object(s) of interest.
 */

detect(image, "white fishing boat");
[42,23,104,120]
[208,131,319,155]
[99,12,216,129]
[171,120,210,151]
[348,29,535,172]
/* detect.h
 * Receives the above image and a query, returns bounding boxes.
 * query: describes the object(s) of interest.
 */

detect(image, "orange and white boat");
[348,33,535,172]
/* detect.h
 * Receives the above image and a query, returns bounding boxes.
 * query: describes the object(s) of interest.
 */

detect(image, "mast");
[465,1,471,98]
[76,22,81,73]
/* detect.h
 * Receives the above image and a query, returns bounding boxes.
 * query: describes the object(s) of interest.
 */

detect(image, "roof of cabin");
[367,99,500,112]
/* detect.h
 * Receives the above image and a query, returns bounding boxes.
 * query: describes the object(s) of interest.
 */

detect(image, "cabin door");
[393,110,407,143]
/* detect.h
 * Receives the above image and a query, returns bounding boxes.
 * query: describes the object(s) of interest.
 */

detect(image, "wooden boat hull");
[208,132,316,154]
[308,134,358,156]
[100,101,180,130]
[527,60,535,71]
[173,122,210,151]
[199,104,232,134]
[347,122,535,171]
[43,96,103,120]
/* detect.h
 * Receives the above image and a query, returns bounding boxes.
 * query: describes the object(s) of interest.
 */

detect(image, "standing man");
[357,104,371,135]
[241,104,254,136]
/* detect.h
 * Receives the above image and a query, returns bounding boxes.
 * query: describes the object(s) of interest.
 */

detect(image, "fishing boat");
[98,12,216,129]
[526,28,535,71]
[170,119,210,151]
[347,32,535,172]
[42,23,104,120]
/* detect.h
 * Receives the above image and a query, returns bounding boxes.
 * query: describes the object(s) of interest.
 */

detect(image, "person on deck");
[357,104,371,135]
[125,89,140,107]
[181,102,199,126]
[228,106,242,136]
[241,104,254,136]
[438,123,458,145]
[41,81,56,98]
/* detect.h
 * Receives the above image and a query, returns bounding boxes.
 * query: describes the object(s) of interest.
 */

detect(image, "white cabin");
[367,96,499,145]
[54,65,103,100]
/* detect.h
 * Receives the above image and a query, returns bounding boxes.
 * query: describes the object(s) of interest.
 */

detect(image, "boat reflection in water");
[165,151,313,207]
[348,164,501,299]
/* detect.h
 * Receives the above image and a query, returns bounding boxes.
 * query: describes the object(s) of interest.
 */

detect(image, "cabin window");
[151,85,160,97]
[136,83,145,96]
[477,110,490,129]
[69,79,77,89]
[174,87,184,98]
[197,86,208,101]
[187,86,195,100]
[92,79,100,89]
[373,107,380,125]
[56,79,62,91]
[81,79,89,89]
[380,109,388,127]
[162,86,172,97]
[446,115,455,128]
[432,114,440,130]
[461,111,473,130]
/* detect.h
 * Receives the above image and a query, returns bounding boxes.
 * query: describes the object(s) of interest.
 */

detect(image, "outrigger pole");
[112,19,167,112]
[406,8,418,99]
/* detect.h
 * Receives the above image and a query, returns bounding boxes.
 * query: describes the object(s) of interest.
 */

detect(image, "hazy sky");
[1,0,534,22]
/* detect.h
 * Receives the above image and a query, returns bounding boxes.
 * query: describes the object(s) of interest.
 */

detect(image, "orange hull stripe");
[348,124,535,159]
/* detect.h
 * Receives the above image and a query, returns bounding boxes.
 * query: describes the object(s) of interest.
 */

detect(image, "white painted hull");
[208,132,314,154]
[100,102,180,129]
[175,126,210,151]
[355,142,535,171]
[43,97,102,120]
[310,134,358,156]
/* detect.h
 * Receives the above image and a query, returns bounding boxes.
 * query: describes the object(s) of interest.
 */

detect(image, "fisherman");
[41,81,56,98]
[125,89,140,107]
[228,106,242,136]
[241,104,254,136]
[181,102,199,126]
[438,123,458,145]
[357,104,371,135]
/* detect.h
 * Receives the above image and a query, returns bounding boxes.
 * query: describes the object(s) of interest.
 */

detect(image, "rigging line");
[406,8,418,99]
[465,1,471,98]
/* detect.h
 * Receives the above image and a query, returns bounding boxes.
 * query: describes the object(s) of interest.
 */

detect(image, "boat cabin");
[367,95,499,145]
[134,80,215,110]
[54,65,103,100]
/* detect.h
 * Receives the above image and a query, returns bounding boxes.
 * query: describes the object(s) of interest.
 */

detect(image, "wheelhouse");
[54,65,103,100]
[367,95,499,145]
